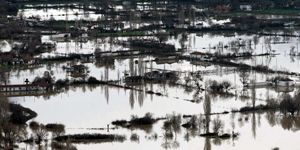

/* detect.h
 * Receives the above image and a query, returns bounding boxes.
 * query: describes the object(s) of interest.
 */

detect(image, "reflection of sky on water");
[7,2,300,150]
[14,88,300,150]
[71,113,300,150]
[5,31,300,149]
[18,8,103,21]
[0,40,13,52]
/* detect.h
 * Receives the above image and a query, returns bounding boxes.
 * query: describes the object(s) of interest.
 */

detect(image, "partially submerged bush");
[130,113,156,126]
[199,132,218,137]
[32,71,55,85]
[266,99,280,109]
[30,123,49,145]
[280,94,298,115]
[55,79,69,87]
[45,124,65,131]
[162,120,174,139]
[45,123,65,136]
[163,113,182,137]
[29,121,40,131]
[238,104,277,113]
[130,133,139,142]
[10,104,37,124]
[268,76,293,82]
[51,142,77,150]
[112,113,157,128]
[212,117,223,134]
[111,120,128,126]
[87,76,101,84]
[182,115,199,129]
[54,134,126,143]
[200,132,238,139]
[208,80,232,93]
[234,93,300,115]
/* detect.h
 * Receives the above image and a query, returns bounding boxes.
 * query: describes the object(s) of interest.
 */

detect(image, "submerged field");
[1,1,300,150]
[5,32,300,150]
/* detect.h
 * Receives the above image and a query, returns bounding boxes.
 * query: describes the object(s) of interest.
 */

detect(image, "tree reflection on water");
[0,97,27,149]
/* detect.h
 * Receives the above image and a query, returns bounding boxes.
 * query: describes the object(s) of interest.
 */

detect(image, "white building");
[240,4,252,11]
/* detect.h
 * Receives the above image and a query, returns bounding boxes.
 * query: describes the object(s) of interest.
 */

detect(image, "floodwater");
[11,86,300,150]
[18,7,103,21]
[4,3,300,150]
[5,32,300,150]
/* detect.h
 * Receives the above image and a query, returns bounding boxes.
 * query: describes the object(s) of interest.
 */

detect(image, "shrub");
[45,123,65,135]
[112,113,156,128]
[51,142,77,150]
[208,80,231,93]
[87,76,101,84]
[280,94,298,115]
[32,124,49,145]
[29,121,40,131]
[209,80,222,92]
[130,133,139,142]
[55,79,69,87]
[182,115,198,129]
[130,113,156,125]
[222,81,231,92]
[111,120,128,126]
[54,134,126,143]
[164,113,182,137]
[212,117,223,133]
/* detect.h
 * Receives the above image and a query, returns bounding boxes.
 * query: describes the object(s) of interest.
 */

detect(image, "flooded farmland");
[1,0,300,150]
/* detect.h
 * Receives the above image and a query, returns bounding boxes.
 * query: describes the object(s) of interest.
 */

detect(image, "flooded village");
[1,0,300,149]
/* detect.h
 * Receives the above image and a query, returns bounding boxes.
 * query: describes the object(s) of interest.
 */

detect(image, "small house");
[240,4,252,11]
[64,64,89,78]
[144,71,177,80]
